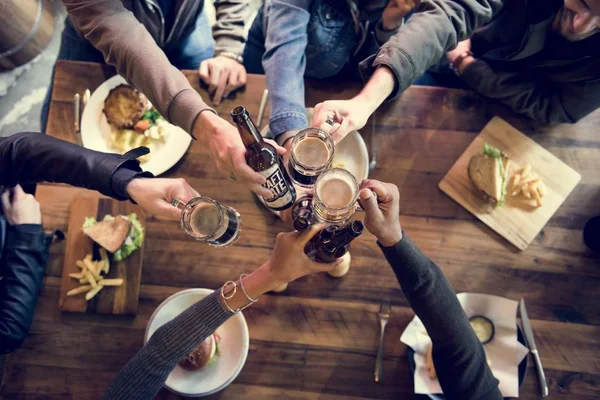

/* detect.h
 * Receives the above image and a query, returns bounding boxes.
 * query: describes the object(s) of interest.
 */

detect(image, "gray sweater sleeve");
[103,291,233,400]
[213,0,252,56]
[360,0,505,100]
[379,234,502,400]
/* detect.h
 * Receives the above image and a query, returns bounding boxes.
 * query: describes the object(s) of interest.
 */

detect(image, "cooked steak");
[104,84,147,129]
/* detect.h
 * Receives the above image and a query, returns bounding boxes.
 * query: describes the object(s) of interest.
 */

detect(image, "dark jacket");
[361,0,600,123]
[0,132,151,353]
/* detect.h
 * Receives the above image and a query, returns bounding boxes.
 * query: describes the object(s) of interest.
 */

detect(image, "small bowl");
[145,288,250,397]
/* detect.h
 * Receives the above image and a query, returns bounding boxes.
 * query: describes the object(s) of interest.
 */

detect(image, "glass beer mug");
[172,197,242,247]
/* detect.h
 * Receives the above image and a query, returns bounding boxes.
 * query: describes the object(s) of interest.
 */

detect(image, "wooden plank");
[439,117,581,250]
[58,195,146,314]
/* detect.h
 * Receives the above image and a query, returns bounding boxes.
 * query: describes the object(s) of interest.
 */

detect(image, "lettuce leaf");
[113,213,144,261]
[482,142,502,159]
[83,217,97,228]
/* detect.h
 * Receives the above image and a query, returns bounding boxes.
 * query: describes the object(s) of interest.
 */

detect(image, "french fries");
[67,253,123,301]
[508,164,546,208]
[425,342,436,380]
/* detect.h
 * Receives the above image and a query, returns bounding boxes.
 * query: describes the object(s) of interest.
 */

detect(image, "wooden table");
[2,60,599,399]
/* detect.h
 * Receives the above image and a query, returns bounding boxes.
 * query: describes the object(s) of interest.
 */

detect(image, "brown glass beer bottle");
[304,220,364,263]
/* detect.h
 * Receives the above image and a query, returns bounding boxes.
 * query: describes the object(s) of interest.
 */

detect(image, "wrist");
[381,16,402,31]
[357,66,395,109]
[378,228,403,247]
[248,263,286,297]
[192,109,220,139]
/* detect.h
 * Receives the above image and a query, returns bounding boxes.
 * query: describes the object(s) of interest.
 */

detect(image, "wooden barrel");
[0,0,55,71]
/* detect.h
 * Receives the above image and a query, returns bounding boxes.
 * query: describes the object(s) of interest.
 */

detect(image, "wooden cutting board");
[439,117,581,250]
[58,196,146,314]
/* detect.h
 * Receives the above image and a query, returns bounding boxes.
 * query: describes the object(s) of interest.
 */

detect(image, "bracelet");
[449,50,473,76]
[239,274,258,303]
[220,280,237,313]
[217,51,244,64]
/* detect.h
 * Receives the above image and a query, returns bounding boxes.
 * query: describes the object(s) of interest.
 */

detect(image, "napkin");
[400,293,529,398]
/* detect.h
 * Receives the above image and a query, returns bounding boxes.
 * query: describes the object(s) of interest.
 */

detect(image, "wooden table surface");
[2,60,599,400]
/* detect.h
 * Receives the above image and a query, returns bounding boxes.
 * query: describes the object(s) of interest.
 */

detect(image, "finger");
[312,103,323,125]
[157,200,183,221]
[12,184,26,202]
[360,179,391,202]
[223,73,238,100]
[264,138,286,156]
[213,68,230,105]
[172,178,197,203]
[238,66,247,85]
[199,61,210,81]
[248,183,273,199]
[1,190,11,214]
[298,223,326,247]
[330,118,352,144]
[231,150,267,185]
[358,188,381,217]
[208,64,221,94]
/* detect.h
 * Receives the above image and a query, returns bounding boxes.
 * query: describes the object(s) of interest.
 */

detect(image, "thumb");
[12,184,26,201]
[359,188,380,217]
[331,118,352,144]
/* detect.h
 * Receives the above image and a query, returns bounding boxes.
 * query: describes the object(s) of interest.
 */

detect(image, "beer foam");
[294,137,331,167]
[316,173,357,208]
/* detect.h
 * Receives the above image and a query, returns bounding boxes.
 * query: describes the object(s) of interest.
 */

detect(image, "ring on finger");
[230,173,238,182]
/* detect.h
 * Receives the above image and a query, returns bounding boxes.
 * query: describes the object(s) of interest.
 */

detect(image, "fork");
[374,301,391,383]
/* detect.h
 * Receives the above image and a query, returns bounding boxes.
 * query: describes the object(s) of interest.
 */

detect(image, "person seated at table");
[102,178,501,400]
[242,0,418,147]
[312,0,600,143]
[0,131,201,354]
[45,0,275,199]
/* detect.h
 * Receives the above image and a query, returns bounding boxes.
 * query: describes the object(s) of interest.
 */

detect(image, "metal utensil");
[374,301,391,382]
[520,299,548,397]
[257,89,269,128]
[73,93,80,134]
[82,88,91,108]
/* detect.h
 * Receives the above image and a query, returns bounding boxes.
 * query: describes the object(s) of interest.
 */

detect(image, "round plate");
[407,325,528,400]
[81,75,192,176]
[145,288,250,397]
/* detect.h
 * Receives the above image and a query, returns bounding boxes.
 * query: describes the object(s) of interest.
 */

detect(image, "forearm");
[104,264,283,399]
[460,60,600,124]
[262,0,312,140]
[353,66,396,117]
[213,0,252,56]
[0,132,149,200]
[379,234,501,400]
[359,0,504,100]
[63,0,212,134]
[0,225,48,354]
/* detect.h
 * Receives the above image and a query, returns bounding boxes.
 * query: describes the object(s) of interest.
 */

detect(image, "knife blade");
[520,298,548,397]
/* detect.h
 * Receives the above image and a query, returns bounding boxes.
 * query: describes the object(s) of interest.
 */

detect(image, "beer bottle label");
[261,164,294,208]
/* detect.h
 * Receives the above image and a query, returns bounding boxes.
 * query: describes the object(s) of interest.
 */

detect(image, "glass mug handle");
[172,199,187,210]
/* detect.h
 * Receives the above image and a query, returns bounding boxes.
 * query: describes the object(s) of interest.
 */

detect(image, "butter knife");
[520,299,549,397]
[73,93,80,134]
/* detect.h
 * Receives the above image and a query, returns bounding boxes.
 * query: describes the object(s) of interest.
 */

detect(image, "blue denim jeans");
[243,0,360,139]
[42,11,214,130]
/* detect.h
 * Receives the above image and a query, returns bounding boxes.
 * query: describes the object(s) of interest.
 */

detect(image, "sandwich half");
[468,143,510,206]
[83,214,144,261]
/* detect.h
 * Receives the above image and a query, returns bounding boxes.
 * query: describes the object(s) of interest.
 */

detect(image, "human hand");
[265,224,343,288]
[1,185,42,226]
[382,0,422,30]
[126,177,199,220]
[312,98,371,144]
[358,179,403,247]
[446,39,475,74]
[199,56,247,106]
[193,112,287,198]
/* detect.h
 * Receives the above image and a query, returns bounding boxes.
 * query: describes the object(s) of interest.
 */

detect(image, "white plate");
[81,75,192,176]
[144,288,250,397]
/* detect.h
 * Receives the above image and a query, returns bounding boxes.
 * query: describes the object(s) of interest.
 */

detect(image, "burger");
[179,333,221,371]
[468,143,511,206]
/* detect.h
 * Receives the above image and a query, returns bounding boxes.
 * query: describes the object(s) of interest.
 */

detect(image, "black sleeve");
[460,60,600,123]
[0,132,152,200]
[0,223,49,354]
[379,234,502,400]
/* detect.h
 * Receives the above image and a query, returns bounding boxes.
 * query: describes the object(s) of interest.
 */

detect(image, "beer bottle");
[304,220,364,263]
[231,106,296,211]
[291,195,314,231]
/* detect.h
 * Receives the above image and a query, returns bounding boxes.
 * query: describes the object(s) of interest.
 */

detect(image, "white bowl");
[144,288,249,397]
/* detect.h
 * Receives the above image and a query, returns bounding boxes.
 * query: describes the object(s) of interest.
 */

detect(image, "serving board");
[58,196,146,314]
[439,117,581,250]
